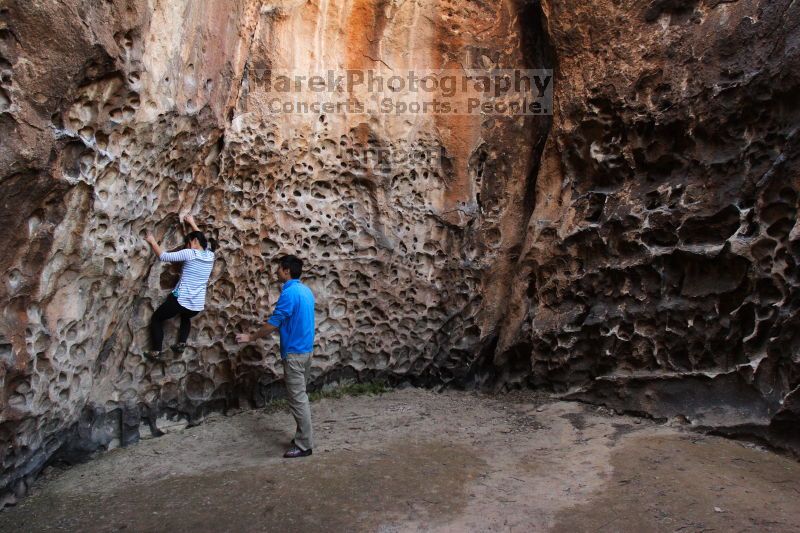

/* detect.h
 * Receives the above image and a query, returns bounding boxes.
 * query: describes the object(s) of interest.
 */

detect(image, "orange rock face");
[0,0,798,504]
[0,0,549,501]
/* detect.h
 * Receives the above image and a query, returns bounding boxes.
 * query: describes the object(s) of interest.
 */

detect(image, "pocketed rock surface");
[1,0,799,504]
[0,0,550,501]
[1,389,799,533]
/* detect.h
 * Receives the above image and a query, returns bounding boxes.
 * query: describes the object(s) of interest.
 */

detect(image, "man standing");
[236,255,316,458]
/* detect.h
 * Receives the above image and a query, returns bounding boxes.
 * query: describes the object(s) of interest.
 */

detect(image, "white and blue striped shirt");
[159,249,215,311]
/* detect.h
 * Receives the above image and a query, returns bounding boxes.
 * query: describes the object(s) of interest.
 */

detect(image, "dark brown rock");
[488,0,800,455]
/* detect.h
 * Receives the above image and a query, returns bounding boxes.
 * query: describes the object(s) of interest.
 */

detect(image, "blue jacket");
[267,279,315,359]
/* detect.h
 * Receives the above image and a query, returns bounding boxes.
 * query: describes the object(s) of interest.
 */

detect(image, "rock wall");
[0,0,798,505]
[484,0,800,453]
[0,0,550,502]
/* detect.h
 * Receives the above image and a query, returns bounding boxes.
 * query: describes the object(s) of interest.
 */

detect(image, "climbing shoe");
[143,350,164,363]
[283,446,313,459]
[171,342,187,355]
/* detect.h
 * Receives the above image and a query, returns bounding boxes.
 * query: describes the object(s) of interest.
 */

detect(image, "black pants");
[150,294,199,352]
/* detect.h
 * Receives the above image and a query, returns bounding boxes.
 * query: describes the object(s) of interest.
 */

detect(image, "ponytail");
[184,231,209,250]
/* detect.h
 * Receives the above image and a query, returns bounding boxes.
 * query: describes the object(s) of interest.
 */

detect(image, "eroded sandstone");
[0,0,549,503]
[0,0,798,506]
[484,0,800,455]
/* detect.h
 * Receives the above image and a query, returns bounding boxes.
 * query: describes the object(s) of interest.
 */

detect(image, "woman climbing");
[144,215,215,362]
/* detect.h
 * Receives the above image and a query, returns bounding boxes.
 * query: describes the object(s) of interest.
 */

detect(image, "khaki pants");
[283,352,313,451]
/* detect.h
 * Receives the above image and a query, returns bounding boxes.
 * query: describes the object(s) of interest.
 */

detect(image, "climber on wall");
[143,215,215,363]
[235,255,316,459]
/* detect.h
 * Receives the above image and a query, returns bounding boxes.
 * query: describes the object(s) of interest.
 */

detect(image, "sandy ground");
[1,388,799,532]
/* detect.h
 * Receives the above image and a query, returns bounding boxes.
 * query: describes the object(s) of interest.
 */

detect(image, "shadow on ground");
[1,389,798,532]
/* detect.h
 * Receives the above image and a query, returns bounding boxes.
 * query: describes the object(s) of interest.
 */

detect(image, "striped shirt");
[159,249,215,311]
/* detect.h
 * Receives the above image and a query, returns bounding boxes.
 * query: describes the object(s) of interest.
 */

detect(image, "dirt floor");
[1,388,799,532]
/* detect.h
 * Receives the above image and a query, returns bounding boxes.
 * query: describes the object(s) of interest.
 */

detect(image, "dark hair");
[278,255,303,279]
[184,231,209,250]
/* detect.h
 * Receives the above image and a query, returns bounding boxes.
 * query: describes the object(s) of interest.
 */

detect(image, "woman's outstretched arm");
[145,233,165,257]
[145,233,194,262]
[185,214,201,232]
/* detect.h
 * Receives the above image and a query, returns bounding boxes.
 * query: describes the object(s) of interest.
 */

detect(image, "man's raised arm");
[235,289,294,343]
